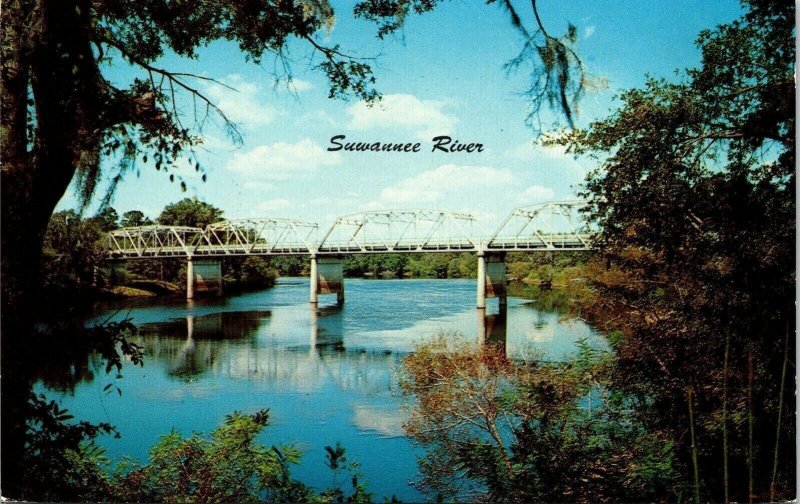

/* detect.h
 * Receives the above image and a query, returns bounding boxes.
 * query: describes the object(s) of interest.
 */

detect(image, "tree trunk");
[1,0,103,497]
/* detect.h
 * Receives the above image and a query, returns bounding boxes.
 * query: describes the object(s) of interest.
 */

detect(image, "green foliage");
[343,254,407,278]
[402,334,679,502]
[109,410,314,503]
[271,255,307,276]
[241,256,278,287]
[22,400,379,504]
[405,254,450,279]
[157,198,224,229]
[41,210,108,294]
[120,210,153,227]
[553,1,795,500]
[224,256,279,289]
[23,393,115,502]
[90,207,120,232]
[321,442,373,503]
[123,257,184,285]
[15,320,143,502]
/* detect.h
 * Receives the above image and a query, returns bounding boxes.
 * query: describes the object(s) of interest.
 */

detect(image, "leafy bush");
[401,333,680,502]
[109,410,314,503]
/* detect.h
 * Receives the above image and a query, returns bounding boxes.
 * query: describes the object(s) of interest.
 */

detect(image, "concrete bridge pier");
[310,256,345,306]
[476,251,507,309]
[477,252,486,308]
[186,256,223,299]
[310,255,319,305]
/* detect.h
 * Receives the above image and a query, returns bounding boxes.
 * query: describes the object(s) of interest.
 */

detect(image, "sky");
[56,0,745,232]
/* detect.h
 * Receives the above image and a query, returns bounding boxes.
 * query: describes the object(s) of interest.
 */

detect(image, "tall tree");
[120,209,152,228]
[90,206,119,232]
[158,198,223,229]
[555,1,795,500]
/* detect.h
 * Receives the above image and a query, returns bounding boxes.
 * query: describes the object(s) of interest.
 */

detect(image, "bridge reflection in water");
[137,305,509,385]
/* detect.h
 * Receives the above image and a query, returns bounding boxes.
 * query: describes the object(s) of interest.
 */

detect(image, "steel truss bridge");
[106,201,593,259]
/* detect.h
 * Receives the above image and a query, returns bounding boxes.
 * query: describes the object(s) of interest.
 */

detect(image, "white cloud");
[521,185,555,203]
[301,110,337,126]
[225,138,340,180]
[584,25,596,39]
[347,94,457,139]
[380,164,514,204]
[256,199,290,213]
[199,134,238,152]
[204,74,278,128]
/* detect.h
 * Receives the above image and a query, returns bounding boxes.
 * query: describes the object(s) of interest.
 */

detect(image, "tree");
[555,1,795,500]
[402,335,680,502]
[120,210,152,228]
[24,407,372,503]
[41,210,107,293]
[108,410,312,503]
[228,256,278,289]
[89,206,119,232]
[157,198,223,229]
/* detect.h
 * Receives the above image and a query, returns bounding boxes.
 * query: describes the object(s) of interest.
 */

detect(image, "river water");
[38,278,604,501]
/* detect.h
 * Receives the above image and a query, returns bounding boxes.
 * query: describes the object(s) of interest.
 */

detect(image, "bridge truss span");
[107,225,205,258]
[199,218,319,256]
[107,218,319,258]
[106,201,594,259]
[105,201,595,303]
[487,200,593,251]
[316,209,483,254]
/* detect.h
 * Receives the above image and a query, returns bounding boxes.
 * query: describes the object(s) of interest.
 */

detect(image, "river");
[37,277,605,501]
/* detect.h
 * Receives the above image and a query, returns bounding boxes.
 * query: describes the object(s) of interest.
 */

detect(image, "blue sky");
[57,0,744,231]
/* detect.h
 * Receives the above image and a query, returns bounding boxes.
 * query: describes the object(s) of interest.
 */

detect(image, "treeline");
[42,199,278,303]
[343,253,475,279]
[287,252,589,282]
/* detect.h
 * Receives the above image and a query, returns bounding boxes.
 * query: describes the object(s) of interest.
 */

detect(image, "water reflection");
[137,303,512,386]
[478,307,508,355]
[38,278,604,502]
[138,311,268,379]
[310,305,345,352]
[128,307,403,399]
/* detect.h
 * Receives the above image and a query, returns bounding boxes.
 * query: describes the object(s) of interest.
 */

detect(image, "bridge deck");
[107,236,592,259]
